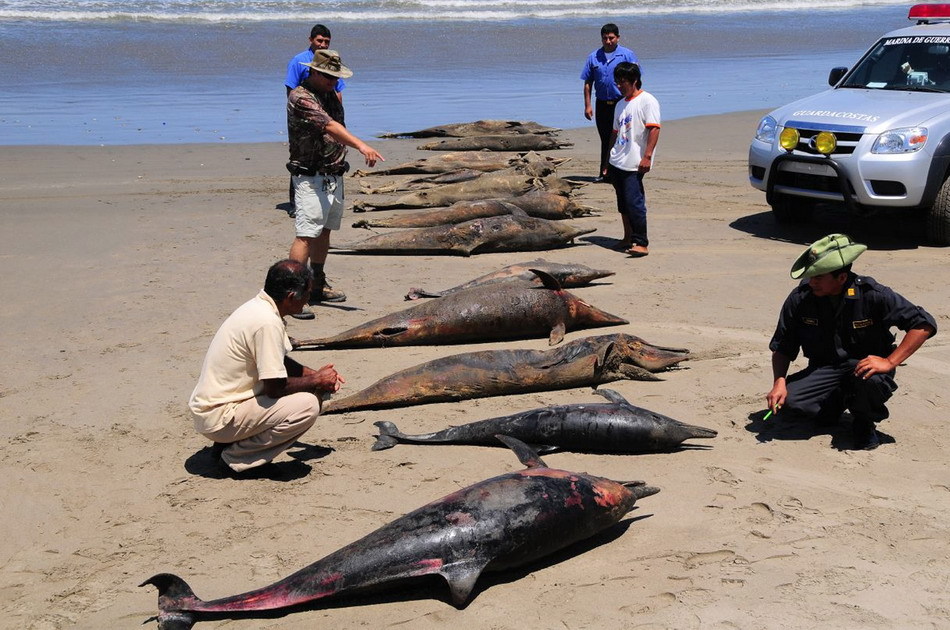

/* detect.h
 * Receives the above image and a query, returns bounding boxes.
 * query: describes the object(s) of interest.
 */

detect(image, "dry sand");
[1,111,948,629]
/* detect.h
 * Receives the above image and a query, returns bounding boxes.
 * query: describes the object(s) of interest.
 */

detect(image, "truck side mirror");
[829,67,848,86]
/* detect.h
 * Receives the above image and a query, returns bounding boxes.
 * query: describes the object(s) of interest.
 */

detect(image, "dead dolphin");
[378,119,561,138]
[352,193,592,228]
[353,151,568,177]
[334,213,595,256]
[293,270,627,349]
[353,200,531,228]
[405,259,614,300]
[373,388,717,453]
[142,436,657,629]
[359,162,561,195]
[321,333,690,414]
[353,174,578,211]
[418,134,573,152]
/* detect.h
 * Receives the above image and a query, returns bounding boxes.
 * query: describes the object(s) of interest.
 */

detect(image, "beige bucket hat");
[790,233,867,279]
[300,49,353,79]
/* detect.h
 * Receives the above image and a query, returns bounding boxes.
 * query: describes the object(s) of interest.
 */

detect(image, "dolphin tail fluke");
[141,573,201,630]
[372,421,402,450]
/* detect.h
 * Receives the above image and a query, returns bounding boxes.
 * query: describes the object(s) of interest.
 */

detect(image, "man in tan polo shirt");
[188,259,344,473]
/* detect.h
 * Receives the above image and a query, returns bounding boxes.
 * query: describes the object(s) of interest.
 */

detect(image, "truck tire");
[926,177,950,246]
[770,194,813,224]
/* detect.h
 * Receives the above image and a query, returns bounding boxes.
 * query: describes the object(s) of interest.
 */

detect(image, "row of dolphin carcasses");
[140,121,714,628]
[338,119,600,255]
[311,119,714,454]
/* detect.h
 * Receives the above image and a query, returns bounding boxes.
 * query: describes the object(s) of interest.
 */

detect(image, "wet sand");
[1,110,948,628]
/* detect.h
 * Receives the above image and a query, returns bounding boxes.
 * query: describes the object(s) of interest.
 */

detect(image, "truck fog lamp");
[779,128,800,151]
[815,131,837,155]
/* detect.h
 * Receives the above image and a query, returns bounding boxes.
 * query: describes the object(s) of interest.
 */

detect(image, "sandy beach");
[1,110,949,629]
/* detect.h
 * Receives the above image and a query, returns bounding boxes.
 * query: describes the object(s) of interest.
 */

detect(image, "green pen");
[763,405,781,420]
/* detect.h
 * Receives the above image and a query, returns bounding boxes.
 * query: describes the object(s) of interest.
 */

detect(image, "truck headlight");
[871,127,928,154]
[754,115,777,144]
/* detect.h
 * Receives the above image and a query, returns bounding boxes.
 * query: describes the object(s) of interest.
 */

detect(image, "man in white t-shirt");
[607,62,660,257]
[188,260,344,474]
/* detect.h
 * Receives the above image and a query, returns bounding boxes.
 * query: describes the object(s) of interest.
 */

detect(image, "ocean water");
[0,0,914,145]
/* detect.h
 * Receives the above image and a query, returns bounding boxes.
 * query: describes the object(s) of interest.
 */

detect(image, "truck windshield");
[840,37,950,92]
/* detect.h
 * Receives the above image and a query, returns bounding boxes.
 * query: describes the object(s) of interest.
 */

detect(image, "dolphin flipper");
[440,558,491,606]
[495,434,548,468]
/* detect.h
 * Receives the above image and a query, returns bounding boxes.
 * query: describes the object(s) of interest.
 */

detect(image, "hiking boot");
[313,271,346,303]
[290,306,315,320]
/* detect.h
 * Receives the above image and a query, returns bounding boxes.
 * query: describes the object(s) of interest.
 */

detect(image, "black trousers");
[595,99,617,176]
[784,361,897,423]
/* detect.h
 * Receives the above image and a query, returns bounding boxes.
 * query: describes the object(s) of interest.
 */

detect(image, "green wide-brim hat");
[300,49,353,79]
[790,233,867,279]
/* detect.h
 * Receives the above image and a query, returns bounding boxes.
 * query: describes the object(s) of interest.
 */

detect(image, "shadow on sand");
[729,204,929,251]
[184,441,335,481]
[744,409,894,451]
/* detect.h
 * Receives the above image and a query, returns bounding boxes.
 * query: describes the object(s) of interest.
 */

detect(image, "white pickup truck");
[749,4,950,245]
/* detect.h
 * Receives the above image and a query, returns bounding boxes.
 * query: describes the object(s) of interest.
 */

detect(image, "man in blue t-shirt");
[581,23,639,182]
[285,24,346,100]
[283,24,346,213]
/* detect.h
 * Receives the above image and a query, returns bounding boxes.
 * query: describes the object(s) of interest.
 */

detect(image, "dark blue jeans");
[784,361,897,423]
[609,165,648,247]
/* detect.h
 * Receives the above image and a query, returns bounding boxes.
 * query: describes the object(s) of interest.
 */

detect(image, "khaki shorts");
[293,173,344,238]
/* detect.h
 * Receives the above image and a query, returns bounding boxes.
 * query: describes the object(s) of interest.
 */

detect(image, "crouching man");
[188,260,344,473]
[766,234,936,450]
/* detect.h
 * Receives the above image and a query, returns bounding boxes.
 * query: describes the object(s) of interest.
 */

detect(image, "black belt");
[598,99,618,105]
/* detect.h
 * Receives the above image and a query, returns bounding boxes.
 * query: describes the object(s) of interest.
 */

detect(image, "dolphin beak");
[623,481,661,500]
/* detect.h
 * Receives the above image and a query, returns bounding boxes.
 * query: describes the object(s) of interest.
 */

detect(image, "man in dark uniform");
[766,234,936,450]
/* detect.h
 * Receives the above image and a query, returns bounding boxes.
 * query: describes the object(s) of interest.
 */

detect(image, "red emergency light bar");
[909,4,950,22]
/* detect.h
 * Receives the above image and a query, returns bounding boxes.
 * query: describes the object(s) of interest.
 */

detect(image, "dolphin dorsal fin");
[529,268,562,291]
[495,434,548,468]
[592,388,629,405]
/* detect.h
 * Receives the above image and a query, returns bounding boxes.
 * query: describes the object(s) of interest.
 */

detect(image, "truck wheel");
[926,177,950,246]
[770,194,813,224]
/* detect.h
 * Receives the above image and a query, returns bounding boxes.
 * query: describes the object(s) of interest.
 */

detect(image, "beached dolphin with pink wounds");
[292,269,626,349]
[142,435,658,629]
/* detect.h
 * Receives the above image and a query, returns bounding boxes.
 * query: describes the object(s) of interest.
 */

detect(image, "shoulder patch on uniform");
[853,318,873,329]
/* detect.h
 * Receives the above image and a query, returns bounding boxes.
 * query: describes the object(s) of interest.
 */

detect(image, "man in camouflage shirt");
[286,49,383,318]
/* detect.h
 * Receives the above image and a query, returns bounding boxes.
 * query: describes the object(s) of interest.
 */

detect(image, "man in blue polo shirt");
[581,23,639,182]
[285,24,346,100]
[284,24,346,213]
